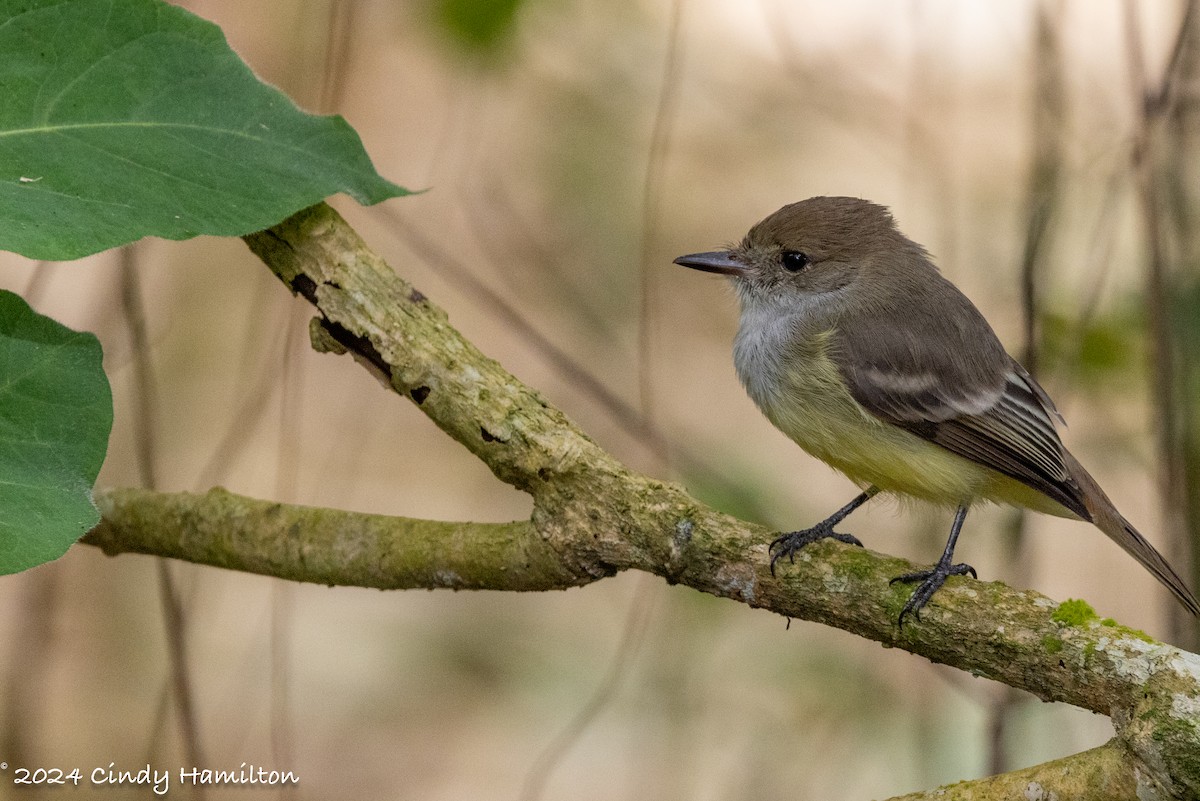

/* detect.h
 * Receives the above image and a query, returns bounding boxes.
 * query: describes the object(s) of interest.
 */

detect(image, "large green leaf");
[0,290,112,573]
[0,0,409,261]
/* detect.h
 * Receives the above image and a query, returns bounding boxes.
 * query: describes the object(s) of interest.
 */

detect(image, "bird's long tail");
[1066,451,1200,616]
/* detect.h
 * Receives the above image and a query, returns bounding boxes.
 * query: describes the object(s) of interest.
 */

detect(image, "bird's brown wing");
[828,283,1089,520]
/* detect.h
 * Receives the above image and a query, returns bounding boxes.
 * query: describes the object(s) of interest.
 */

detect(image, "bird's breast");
[731,295,830,400]
[733,311,864,450]
[731,312,996,505]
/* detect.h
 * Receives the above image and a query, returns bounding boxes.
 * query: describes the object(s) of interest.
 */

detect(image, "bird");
[674,195,1200,625]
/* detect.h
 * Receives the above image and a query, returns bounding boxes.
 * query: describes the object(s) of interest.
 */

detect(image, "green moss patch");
[1051,598,1098,627]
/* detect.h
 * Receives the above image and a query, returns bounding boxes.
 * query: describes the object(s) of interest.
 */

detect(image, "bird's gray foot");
[890,559,976,628]
[889,504,976,628]
[767,490,877,576]
[769,524,863,575]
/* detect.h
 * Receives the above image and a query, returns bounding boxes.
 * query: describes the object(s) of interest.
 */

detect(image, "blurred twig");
[1,565,61,801]
[1124,0,1200,647]
[1060,167,1125,400]
[1165,0,1200,661]
[900,0,962,264]
[119,247,207,792]
[193,317,291,490]
[269,582,296,801]
[763,0,942,155]
[318,0,358,112]
[462,177,620,336]
[1017,0,1066,378]
[266,307,305,800]
[20,261,52,308]
[636,0,686,430]
[518,574,656,801]
[119,247,159,491]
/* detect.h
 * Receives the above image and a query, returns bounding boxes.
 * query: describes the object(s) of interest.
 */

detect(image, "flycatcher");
[675,196,1200,625]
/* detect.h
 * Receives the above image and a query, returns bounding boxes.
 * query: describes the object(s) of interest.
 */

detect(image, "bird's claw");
[769,525,864,576]
[890,561,977,628]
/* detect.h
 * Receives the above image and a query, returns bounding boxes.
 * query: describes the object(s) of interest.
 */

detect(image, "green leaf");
[0,0,410,261]
[0,290,112,574]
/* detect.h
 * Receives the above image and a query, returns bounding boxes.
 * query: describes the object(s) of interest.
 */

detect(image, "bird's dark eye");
[781,250,809,272]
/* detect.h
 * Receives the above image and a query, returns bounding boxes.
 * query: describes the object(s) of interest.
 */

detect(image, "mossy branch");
[885,740,1136,800]
[84,203,1200,799]
[86,488,571,591]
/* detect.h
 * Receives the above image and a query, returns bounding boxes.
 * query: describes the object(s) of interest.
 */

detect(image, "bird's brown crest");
[744,196,924,265]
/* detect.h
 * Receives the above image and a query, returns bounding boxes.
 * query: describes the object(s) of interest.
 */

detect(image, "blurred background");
[2,0,1200,798]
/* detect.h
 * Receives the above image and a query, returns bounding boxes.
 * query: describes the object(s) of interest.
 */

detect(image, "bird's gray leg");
[769,487,879,575]
[890,504,977,628]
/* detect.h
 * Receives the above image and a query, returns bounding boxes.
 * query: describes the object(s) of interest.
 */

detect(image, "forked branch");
[85,203,1200,799]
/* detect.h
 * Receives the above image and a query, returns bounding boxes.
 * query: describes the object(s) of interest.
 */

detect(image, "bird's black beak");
[673,250,746,276]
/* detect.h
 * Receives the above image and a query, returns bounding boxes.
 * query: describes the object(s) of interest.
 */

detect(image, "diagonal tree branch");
[84,203,1200,798]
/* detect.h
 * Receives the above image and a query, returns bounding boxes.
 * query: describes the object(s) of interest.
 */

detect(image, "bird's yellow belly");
[753,349,1073,517]
[761,378,979,502]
